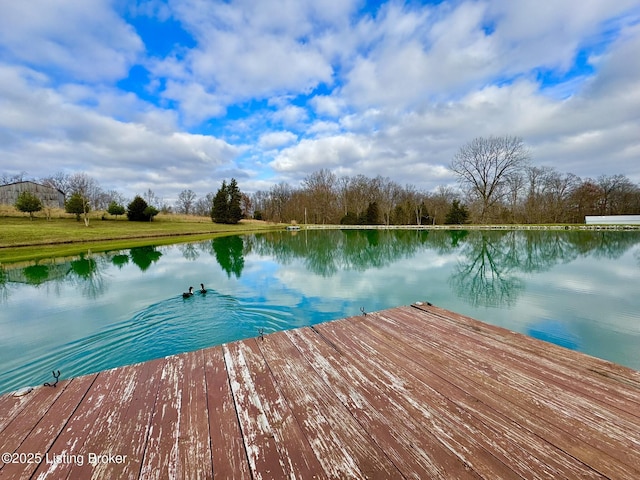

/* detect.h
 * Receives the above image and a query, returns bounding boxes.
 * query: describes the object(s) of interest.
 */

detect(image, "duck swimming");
[199,283,207,294]
[182,286,194,298]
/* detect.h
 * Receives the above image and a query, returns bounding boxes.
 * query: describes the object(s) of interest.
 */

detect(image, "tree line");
[251,136,639,225]
[4,134,640,226]
[2,171,244,225]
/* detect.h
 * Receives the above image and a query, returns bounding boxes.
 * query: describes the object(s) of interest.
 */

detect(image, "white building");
[584,215,640,225]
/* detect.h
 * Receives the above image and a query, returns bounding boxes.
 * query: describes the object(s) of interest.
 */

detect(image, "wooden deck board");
[388,307,640,463]
[413,305,640,414]
[365,307,640,478]
[89,357,166,480]
[285,326,482,479]
[0,375,97,480]
[255,332,402,479]
[1,304,639,479]
[202,346,251,479]
[317,314,606,479]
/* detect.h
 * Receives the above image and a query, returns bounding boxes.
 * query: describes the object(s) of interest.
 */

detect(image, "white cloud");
[271,134,373,173]
[271,105,309,127]
[258,131,298,149]
[0,64,240,201]
[0,0,142,82]
[1,0,640,201]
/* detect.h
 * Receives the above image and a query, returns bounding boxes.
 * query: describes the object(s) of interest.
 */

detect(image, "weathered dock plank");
[1,304,639,480]
[0,375,97,480]
[227,338,327,479]
[202,346,251,479]
[367,306,640,479]
[284,326,482,479]
[255,331,402,479]
[320,313,605,479]
[84,357,166,480]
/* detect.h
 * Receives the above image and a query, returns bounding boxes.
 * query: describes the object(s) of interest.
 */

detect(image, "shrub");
[143,205,159,221]
[127,195,150,221]
[65,192,89,221]
[15,191,43,220]
[107,201,125,218]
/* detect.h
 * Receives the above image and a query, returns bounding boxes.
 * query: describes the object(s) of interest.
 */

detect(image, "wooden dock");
[1,304,640,479]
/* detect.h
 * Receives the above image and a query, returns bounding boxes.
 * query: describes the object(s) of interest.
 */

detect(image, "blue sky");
[1,0,639,203]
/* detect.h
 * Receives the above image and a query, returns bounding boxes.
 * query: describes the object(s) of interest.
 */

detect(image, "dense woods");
[3,135,640,225]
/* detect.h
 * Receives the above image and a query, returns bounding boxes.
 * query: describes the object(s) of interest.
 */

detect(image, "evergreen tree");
[127,195,150,221]
[65,192,89,221]
[445,200,470,225]
[211,178,244,224]
[228,178,243,224]
[211,180,229,224]
[143,205,159,221]
[15,191,43,220]
[107,201,125,218]
[360,201,380,225]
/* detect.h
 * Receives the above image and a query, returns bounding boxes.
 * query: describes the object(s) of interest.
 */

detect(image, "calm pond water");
[1,229,640,394]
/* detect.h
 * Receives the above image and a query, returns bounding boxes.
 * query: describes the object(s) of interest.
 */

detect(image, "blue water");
[1,229,640,394]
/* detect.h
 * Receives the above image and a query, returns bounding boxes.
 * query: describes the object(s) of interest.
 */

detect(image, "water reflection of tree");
[247,229,431,277]
[111,254,130,269]
[449,232,525,308]
[70,254,106,299]
[448,230,640,308]
[210,236,245,278]
[0,267,7,303]
[178,243,200,261]
[22,264,51,285]
[129,246,162,271]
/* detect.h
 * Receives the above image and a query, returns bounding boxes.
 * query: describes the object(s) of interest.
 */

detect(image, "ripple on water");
[2,290,299,393]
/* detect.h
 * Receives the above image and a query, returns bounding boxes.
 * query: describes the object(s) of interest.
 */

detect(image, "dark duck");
[182,286,194,298]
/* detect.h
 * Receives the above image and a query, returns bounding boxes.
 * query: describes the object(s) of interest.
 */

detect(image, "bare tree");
[427,185,458,225]
[450,135,530,222]
[41,171,72,194]
[194,192,215,217]
[143,188,160,208]
[302,169,336,224]
[67,173,101,226]
[1,171,30,184]
[175,189,197,215]
[596,174,638,215]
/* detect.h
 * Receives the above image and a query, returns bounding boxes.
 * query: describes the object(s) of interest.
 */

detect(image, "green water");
[1,229,639,394]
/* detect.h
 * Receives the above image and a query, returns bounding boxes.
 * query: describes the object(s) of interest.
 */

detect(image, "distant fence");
[299,223,640,231]
[585,215,640,225]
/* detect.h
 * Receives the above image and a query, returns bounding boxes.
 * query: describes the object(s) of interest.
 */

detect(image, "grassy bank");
[0,209,282,265]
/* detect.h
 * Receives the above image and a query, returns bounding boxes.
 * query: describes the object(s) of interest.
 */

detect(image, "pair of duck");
[183,283,206,298]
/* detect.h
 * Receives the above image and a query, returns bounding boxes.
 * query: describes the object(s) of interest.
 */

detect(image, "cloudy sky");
[1,0,639,203]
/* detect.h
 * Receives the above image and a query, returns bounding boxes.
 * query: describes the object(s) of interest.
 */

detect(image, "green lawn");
[0,214,282,265]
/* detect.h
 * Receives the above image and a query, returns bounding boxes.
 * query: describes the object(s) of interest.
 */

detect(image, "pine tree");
[211,180,229,224]
[359,201,380,225]
[445,200,470,225]
[15,191,43,220]
[211,179,244,224]
[127,195,150,221]
[65,192,89,221]
[107,201,125,218]
[228,178,243,224]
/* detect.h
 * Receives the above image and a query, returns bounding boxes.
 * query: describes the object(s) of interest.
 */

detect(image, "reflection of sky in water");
[1,230,639,394]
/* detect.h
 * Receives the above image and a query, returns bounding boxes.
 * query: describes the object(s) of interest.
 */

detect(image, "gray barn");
[0,181,65,209]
